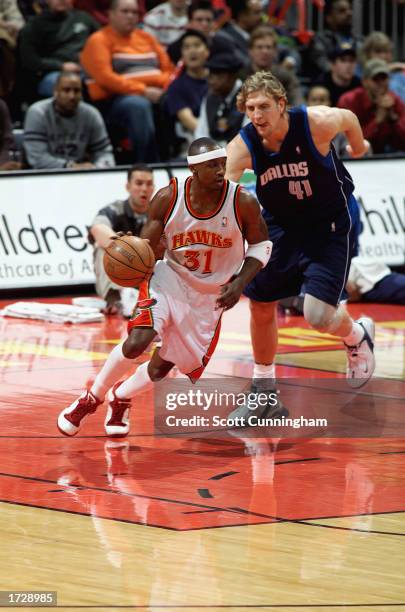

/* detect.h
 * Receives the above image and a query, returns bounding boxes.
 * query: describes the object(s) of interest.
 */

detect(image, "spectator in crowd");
[0,97,22,169]
[347,257,405,305]
[219,0,263,68]
[194,52,246,146]
[314,42,361,106]
[241,25,304,106]
[143,0,188,48]
[165,30,209,146]
[306,0,361,79]
[306,84,332,106]
[0,0,24,97]
[19,0,98,101]
[167,0,233,65]
[80,0,173,163]
[74,0,110,25]
[23,71,115,169]
[89,164,154,316]
[360,31,405,103]
[338,58,405,154]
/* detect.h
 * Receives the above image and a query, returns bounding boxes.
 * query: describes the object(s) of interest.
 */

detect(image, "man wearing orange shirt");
[80,0,173,161]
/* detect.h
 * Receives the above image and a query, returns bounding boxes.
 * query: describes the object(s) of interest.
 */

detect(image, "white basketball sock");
[343,321,364,346]
[91,342,134,400]
[253,363,275,380]
[114,361,153,399]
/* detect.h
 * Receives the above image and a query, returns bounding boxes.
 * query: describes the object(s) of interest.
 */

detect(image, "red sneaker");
[57,390,101,436]
[104,383,131,437]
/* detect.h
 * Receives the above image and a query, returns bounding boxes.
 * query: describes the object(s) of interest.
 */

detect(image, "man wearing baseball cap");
[315,42,361,106]
[338,58,405,153]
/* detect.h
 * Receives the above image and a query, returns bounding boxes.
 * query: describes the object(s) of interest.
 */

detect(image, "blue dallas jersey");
[240,106,355,228]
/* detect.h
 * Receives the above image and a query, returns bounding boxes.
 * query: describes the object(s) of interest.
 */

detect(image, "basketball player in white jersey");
[57,137,273,437]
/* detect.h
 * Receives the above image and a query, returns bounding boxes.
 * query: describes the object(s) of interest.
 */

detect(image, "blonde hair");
[360,31,392,66]
[237,71,287,113]
[249,25,278,49]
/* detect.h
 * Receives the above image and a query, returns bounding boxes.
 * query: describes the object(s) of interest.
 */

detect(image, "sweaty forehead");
[246,91,274,103]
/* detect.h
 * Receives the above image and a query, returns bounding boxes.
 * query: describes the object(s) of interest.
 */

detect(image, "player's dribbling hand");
[345,139,370,158]
[215,278,244,311]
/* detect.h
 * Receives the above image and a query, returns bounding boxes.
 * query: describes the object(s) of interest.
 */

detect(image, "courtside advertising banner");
[0,169,171,289]
[0,159,403,290]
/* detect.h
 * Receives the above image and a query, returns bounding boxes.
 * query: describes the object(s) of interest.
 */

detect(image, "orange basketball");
[103,236,155,288]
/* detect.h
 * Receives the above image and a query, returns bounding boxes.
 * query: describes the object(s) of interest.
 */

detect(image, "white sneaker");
[104,383,131,437]
[57,390,101,436]
[345,317,375,388]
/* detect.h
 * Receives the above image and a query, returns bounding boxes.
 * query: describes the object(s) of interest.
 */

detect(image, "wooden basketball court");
[1,296,404,610]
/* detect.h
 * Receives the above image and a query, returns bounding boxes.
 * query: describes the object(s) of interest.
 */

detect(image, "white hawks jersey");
[164,177,245,294]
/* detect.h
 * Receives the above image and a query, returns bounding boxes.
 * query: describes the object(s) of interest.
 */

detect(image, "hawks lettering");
[171,230,233,250]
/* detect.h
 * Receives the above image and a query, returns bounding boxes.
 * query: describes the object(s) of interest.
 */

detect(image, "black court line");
[292,519,405,538]
[198,489,214,498]
[2,470,405,532]
[0,498,177,531]
[209,471,238,480]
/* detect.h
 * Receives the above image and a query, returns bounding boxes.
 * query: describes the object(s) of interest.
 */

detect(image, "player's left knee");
[304,304,336,332]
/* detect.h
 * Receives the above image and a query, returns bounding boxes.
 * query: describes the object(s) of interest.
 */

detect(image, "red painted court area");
[1,296,404,531]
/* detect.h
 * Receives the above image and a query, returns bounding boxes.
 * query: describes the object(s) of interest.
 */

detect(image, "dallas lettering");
[0,214,89,255]
[260,161,309,186]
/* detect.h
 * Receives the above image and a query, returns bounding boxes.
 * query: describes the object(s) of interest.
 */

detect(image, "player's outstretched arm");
[308,106,370,158]
[216,190,271,311]
[225,135,253,181]
[140,183,173,258]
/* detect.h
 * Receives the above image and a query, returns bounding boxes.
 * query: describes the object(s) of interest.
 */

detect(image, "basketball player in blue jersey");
[225,71,375,420]
[57,137,273,438]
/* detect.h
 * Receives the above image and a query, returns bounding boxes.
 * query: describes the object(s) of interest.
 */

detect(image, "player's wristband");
[246,240,272,267]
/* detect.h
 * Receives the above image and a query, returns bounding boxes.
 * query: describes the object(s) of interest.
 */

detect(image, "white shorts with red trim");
[127,260,222,382]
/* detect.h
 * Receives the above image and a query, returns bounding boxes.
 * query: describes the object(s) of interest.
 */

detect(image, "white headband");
[187,148,227,165]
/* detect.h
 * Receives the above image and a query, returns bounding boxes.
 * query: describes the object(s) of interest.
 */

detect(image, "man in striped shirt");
[80,0,173,162]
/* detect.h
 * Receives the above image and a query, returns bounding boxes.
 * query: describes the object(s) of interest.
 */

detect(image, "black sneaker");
[227,380,288,427]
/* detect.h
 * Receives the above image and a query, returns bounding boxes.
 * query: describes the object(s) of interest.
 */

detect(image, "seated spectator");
[219,0,263,68]
[74,0,110,25]
[142,0,187,48]
[360,31,405,103]
[347,257,405,305]
[338,58,405,154]
[0,97,22,169]
[80,0,173,163]
[165,30,209,146]
[314,42,361,106]
[241,25,304,106]
[306,0,361,79]
[194,53,246,146]
[19,0,98,101]
[167,0,234,65]
[89,164,154,315]
[0,0,24,97]
[306,84,331,106]
[23,71,114,169]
